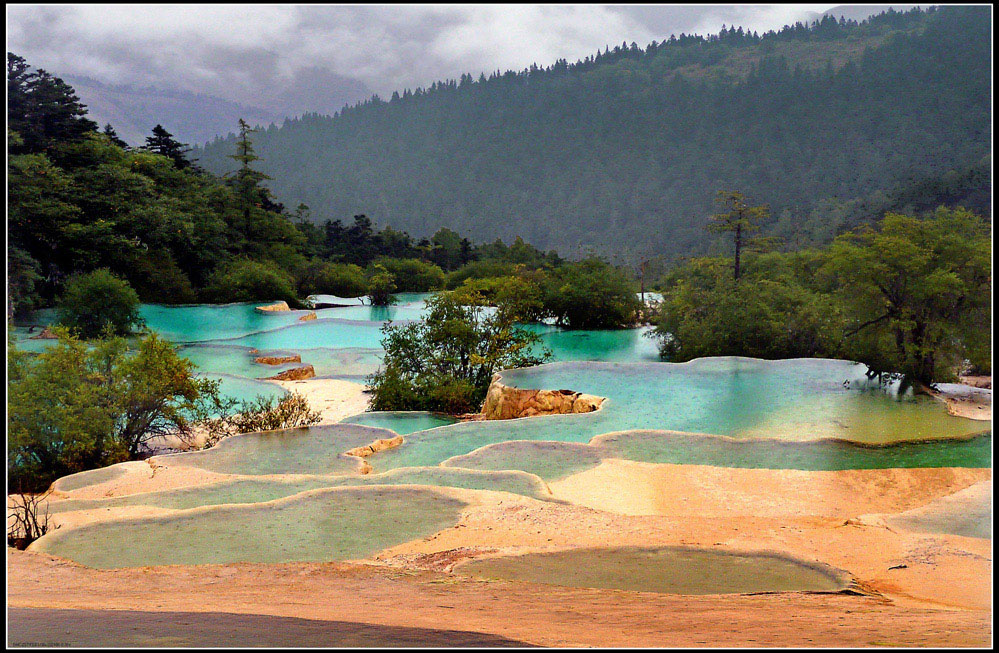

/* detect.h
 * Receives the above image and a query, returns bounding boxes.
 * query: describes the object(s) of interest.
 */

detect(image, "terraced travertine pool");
[21,295,993,578]
[455,546,851,594]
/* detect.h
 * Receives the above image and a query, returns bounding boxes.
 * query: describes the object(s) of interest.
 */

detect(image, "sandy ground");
[273,378,370,425]
[7,377,992,647]
[933,381,992,421]
[6,545,990,647]
[139,378,371,454]
[8,463,992,646]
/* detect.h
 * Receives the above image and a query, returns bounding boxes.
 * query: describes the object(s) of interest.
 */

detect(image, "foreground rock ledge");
[480,374,604,420]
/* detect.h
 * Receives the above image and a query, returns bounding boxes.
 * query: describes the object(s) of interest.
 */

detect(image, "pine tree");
[7,52,96,153]
[226,118,275,223]
[145,124,194,169]
[103,123,129,149]
[707,191,770,281]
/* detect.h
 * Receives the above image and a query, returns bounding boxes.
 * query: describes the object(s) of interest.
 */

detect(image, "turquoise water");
[204,373,287,407]
[140,303,308,342]
[442,441,607,481]
[216,318,389,351]
[367,359,988,473]
[154,424,396,476]
[525,324,661,362]
[341,411,459,435]
[15,300,990,475]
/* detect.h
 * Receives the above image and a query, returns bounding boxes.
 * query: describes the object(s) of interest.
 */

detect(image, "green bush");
[366,263,397,306]
[201,392,322,449]
[296,260,368,297]
[201,259,300,306]
[541,259,641,329]
[56,269,145,338]
[373,257,445,292]
[368,289,550,413]
[460,275,546,323]
[7,330,221,491]
[445,260,517,289]
[7,245,43,316]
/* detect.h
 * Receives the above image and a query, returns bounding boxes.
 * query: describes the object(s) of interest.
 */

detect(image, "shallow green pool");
[455,546,850,594]
[35,486,467,568]
[341,411,459,435]
[368,359,988,473]
[154,424,394,476]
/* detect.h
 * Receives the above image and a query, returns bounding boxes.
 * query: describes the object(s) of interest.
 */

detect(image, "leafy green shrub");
[445,260,517,289]
[373,257,445,292]
[7,245,43,316]
[201,392,322,448]
[7,331,221,491]
[366,263,397,306]
[541,259,641,329]
[297,260,368,297]
[201,259,300,306]
[368,289,550,413]
[56,269,145,338]
[460,275,546,322]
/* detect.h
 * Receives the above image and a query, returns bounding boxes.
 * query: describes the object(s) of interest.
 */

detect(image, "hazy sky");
[8,4,863,115]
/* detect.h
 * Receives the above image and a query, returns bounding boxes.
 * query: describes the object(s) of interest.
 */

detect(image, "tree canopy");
[651,208,991,385]
[369,290,550,413]
[194,6,990,261]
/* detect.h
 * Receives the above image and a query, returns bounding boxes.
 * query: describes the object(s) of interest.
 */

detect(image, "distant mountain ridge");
[193,6,988,261]
[64,75,282,146]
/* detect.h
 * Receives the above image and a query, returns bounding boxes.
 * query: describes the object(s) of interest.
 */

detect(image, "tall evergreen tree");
[707,191,770,281]
[144,124,194,169]
[7,52,96,153]
[102,123,129,148]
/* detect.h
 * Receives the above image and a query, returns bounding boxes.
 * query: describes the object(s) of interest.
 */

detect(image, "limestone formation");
[298,311,318,322]
[480,375,604,420]
[29,327,58,340]
[263,364,315,381]
[344,435,404,458]
[254,354,302,365]
[255,301,291,313]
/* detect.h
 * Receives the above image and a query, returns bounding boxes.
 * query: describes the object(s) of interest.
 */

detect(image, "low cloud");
[8,4,845,116]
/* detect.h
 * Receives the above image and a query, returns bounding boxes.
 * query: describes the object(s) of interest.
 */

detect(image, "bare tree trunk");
[734,223,742,281]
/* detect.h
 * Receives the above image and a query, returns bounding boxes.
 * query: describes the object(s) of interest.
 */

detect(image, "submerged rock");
[298,311,318,322]
[254,354,302,365]
[480,375,604,420]
[264,364,315,381]
[29,327,59,339]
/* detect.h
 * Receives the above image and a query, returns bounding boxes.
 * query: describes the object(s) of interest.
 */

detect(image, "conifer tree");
[102,123,129,148]
[145,124,194,169]
[707,191,770,282]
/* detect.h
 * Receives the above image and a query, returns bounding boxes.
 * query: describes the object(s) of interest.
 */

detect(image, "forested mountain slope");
[196,7,990,260]
[65,76,281,146]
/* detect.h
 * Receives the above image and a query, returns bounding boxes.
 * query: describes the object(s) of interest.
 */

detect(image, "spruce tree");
[145,124,194,169]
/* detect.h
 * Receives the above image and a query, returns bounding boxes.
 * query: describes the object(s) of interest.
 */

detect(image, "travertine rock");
[298,312,318,322]
[480,375,604,420]
[30,327,58,339]
[255,301,291,313]
[254,354,302,365]
[344,435,404,458]
[264,364,315,381]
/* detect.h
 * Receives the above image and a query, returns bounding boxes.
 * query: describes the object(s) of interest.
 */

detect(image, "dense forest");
[195,6,990,260]
[6,53,572,315]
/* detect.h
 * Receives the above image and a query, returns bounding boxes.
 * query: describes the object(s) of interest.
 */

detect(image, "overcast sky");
[9,4,865,115]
